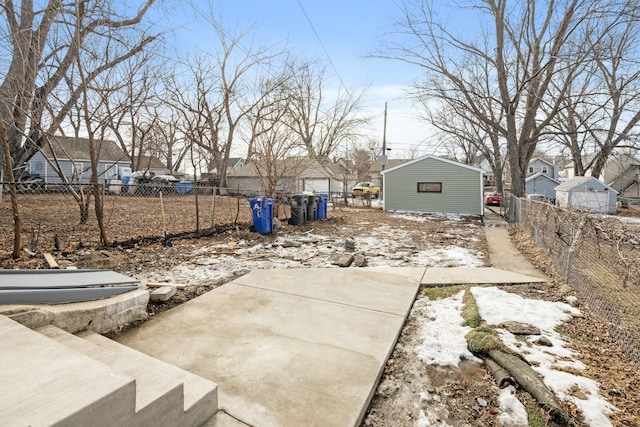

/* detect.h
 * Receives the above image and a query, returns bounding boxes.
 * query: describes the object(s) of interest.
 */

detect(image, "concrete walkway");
[113,211,548,427]
[484,208,549,280]
[114,267,425,427]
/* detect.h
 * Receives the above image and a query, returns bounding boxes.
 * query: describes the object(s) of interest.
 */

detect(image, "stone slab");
[150,285,177,302]
[421,267,547,286]
[0,289,149,334]
[232,267,425,316]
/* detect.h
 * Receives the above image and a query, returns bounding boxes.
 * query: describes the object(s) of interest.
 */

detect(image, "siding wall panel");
[384,157,482,215]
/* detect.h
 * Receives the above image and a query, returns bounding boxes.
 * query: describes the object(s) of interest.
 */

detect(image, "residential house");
[563,152,640,199]
[525,173,560,200]
[226,157,345,197]
[202,157,246,186]
[527,157,556,179]
[555,176,618,214]
[131,155,170,177]
[27,136,131,185]
[369,159,410,186]
[381,155,484,216]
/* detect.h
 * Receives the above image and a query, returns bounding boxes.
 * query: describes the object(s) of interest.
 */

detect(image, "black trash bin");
[307,194,318,222]
[288,194,308,225]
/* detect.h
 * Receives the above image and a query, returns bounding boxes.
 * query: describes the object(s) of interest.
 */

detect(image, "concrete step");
[38,325,186,426]
[79,329,218,427]
[0,315,136,426]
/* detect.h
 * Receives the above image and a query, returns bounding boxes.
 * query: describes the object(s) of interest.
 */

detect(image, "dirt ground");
[1,199,639,426]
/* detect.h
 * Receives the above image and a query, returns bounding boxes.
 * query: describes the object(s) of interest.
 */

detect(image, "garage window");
[417,182,442,193]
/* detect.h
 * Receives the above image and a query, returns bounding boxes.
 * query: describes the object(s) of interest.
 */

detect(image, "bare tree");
[92,52,166,173]
[547,5,640,179]
[383,0,593,197]
[74,46,109,244]
[425,103,506,193]
[0,0,156,179]
[171,22,283,191]
[352,148,373,181]
[0,118,21,259]
[284,60,370,159]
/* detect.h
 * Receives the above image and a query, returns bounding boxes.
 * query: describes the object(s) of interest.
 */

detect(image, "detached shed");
[381,155,484,216]
[555,176,618,214]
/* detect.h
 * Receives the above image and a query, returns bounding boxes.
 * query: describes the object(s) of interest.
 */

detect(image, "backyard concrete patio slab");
[232,267,426,315]
[421,267,547,286]
[114,267,422,427]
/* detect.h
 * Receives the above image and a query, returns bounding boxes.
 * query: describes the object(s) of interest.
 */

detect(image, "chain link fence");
[505,196,640,363]
[0,182,289,253]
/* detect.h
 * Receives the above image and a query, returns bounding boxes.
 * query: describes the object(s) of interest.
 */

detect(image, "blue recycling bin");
[317,193,328,220]
[176,180,193,195]
[249,197,274,234]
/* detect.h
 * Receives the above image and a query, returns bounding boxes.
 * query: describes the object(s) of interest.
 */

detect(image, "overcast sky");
[151,0,442,158]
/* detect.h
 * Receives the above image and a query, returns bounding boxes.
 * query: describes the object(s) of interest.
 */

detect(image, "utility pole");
[379,102,388,202]
[381,102,388,171]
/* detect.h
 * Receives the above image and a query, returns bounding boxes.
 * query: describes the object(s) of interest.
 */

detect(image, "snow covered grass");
[413,290,481,367]
[472,287,616,426]
[414,286,616,426]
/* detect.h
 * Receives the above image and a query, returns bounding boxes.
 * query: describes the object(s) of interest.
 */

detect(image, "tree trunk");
[1,118,22,259]
[80,197,91,224]
[487,349,572,424]
[484,357,515,388]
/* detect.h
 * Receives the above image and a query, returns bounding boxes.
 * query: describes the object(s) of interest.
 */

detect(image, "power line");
[295,0,348,92]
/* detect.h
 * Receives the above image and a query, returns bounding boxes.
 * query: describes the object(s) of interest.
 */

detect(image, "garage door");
[570,190,609,213]
[303,179,330,193]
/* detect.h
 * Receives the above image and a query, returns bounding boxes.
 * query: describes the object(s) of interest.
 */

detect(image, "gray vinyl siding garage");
[555,176,618,214]
[381,155,484,216]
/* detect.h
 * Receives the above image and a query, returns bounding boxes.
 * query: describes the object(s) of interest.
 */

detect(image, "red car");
[484,192,501,206]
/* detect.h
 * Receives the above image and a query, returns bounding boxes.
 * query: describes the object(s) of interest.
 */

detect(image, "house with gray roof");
[555,176,618,214]
[27,136,131,185]
[525,173,560,200]
[226,157,345,197]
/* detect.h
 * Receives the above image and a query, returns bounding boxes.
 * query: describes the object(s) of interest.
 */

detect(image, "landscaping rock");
[559,284,573,295]
[344,238,356,251]
[329,253,354,267]
[150,285,177,302]
[534,336,553,347]
[498,321,541,335]
[353,254,367,267]
[565,295,579,307]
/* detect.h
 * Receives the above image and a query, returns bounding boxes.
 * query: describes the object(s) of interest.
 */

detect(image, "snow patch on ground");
[414,291,481,367]
[472,287,616,426]
[391,212,469,222]
[412,288,615,426]
[497,385,529,426]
